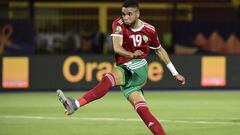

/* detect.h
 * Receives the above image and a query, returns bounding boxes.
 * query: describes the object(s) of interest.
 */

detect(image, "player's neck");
[130,19,142,29]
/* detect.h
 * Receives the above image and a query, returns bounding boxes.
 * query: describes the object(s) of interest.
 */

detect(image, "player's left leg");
[77,67,127,106]
[128,91,166,135]
[120,59,166,135]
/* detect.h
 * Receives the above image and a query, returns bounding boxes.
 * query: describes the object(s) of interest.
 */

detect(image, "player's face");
[121,7,140,27]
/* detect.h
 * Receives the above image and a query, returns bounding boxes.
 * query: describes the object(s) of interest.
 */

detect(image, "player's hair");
[122,0,139,9]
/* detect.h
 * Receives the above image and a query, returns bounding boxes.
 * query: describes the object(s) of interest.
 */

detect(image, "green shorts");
[117,59,148,98]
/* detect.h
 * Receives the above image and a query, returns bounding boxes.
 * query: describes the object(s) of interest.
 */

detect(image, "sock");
[135,101,166,135]
[77,73,115,107]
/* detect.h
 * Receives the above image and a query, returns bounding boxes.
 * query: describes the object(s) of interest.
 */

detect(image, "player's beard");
[124,19,138,28]
[129,19,138,28]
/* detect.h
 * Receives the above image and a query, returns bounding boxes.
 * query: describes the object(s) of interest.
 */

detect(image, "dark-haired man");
[57,0,185,134]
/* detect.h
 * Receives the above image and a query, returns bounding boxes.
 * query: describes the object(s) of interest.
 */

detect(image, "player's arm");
[155,47,186,85]
[112,36,143,58]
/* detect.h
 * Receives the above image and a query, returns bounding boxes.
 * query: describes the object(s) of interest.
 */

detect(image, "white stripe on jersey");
[110,34,123,37]
[149,46,161,50]
[143,22,155,29]
[144,25,155,32]
[143,22,156,32]
[117,19,123,25]
[145,25,155,32]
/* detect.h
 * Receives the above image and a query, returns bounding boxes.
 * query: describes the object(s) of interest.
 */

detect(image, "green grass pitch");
[0,91,240,135]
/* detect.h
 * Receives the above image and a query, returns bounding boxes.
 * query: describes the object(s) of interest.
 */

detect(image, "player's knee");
[111,68,124,86]
[128,91,146,106]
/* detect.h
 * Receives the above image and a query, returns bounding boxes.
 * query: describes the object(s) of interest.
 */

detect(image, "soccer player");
[57,0,185,134]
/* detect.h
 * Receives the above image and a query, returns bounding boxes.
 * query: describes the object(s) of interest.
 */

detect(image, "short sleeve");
[149,30,161,49]
[110,21,123,37]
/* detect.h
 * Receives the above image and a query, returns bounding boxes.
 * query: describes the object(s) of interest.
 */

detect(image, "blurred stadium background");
[0,0,240,135]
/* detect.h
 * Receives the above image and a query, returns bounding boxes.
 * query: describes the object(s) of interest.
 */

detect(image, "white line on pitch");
[0,115,239,125]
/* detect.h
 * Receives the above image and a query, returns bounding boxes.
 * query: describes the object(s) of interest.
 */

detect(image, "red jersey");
[111,17,161,65]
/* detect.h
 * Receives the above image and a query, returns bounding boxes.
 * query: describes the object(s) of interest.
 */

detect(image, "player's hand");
[132,50,144,58]
[174,74,186,85]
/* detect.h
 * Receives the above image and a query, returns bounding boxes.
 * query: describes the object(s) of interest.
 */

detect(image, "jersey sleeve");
[149,30,161,49]
[110,20,123,38]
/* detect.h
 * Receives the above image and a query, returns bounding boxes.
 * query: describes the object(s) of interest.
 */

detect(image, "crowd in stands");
[35,24,110,55]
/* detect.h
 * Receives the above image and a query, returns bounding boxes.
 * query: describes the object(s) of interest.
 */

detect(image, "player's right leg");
[77,68,125,106]
[57,89,78,115]
[57,67,125,115]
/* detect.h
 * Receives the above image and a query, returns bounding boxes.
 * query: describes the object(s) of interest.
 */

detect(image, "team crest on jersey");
[143,35,148,43]
[115,26,122,34]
